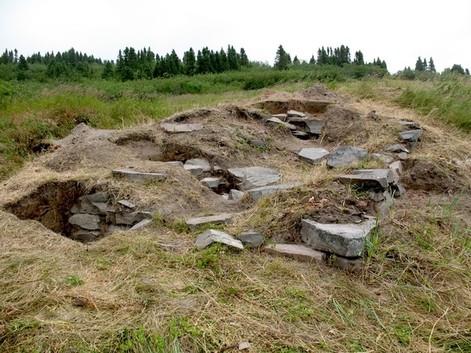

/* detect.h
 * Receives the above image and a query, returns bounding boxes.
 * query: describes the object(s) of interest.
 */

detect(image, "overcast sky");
[1,0,470,73]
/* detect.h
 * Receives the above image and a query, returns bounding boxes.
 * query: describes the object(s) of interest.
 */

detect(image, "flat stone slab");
[272,113,288,120]
[247,183,299,201]
[69,214,100,230]
[118,200,135,209]
[185,158,211,172]
[186,213,232,230]
[264,244,326,263]
[115,211,153,226]
[130,219,153,231]
[196,229,243,250]
[298,148,329,164]
[287,118,323,135]
[385,144,409,153]
[228,167,281,191]
[400,129,423,142]
[201,177,221,189]
[338,169,395,188]
[161,122,204,133]
[370,153,394,164]
[287,110,306,118]
[112,169,166,182]
[301,218,377,257]
[326,146,368,168]
[238,231,264,248]
[266,117,297,130]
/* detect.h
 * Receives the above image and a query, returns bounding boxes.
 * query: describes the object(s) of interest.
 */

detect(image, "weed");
[66,275,84,287]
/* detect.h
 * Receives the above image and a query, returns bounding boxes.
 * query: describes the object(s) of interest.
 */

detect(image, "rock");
[385,144,410,153]
[377,192,394,217]
[246,183,299,201]
[392,183,406,197]
[185,158,211,172]
[82,192,108,203]
[370,153,394,164]
[186,213,232,230]
[266,117,297,130]
[118,200,135,209]
[326,146,368,168]
[301,218,377,257]
[367,110,378,120]
[70,229,101,242]
[161,122,204,133]
[91,202,115,215]
[222,194,229,200]
[115,211,153,226]
[331,256,364,272]
[228,167,281,191]
[201,177,221,189]
[298,148,329,164]
[287,110,306,118]
[400,129,423,147]
[291,130,310,140]
[338,169,395,188]
[130,219,153,231]
[71,201,99,214]
[228,189,246,201]
[250,139,266,147]
[69,214,100,230]
[389,161,403,175]
[398,120,421,129]
[264,244,326,263]
[368,190,385,202]
[112,169,166,182]
[239,342,251,351]
[397,152,409,160]
[271,113,288,120]
[238,231,264,248]
[166,161,184,167]
[195,229,243,250]
[183,164,204,178]
[305,119,323,135]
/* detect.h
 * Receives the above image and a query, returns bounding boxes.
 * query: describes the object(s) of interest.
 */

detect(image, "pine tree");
[227,45,239,70]
[309,55,316,65]
[102,61,114,79]
[219,48,229,72]
[17,55,29,71]
[274,45,290,70]
[428,57,436,72]
[415,57,424,71]
[353,51,364,65]
[183,48,196,76]
[239,48,249,66]
[292,56,300,65]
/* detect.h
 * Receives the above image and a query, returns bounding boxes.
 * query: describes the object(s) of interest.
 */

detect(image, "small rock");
[264,244,326,263]
[287,110,306,118]
[326,146,368,168]
[338,169,395,188]
[228,189,246,201]
[400,129,423,148]
[370,153,394,164]
[118,200,135,209]
[130,219,153,231]
[185,158,211,172]
[392,183,406,198]
[250,139,266,147]
[397,152,409,160]
[301,218,377,258]
[186,213,232,230]
[367,110,378,120]
[183,164,204,178]
[201,177,221,189]
[238,231,264,248]
[228,167,281,191]
[112,170,166,182]
[82,192,108,203]
[161,122,204,133]
[196,229,243,250]
[91,202,115,215]
[305,119,323,135]
[377,192,394,217]
[69,214,100,230]
[115,211,153,226]
[298,148,329,164]
[246,183,299,201]
[266,117,297,130]
[331,256,364,272]
[389,161,403,175]
[239,342,251,351]
[222,194,229,200]
[385,144,409,153]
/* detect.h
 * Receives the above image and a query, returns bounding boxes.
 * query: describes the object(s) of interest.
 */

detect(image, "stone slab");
[264,244,326,263]
[69,214,100,230]
[301,218,377,257]
[228,167,281,191]
[287,110,306,118]
[186,213,232,230]
[183,164,204,178]
[196,229,243,250]
[338,169,395,188]
[161,122,204,133]
[298,148,329,164]
[385,144,409,153]
[201,177,221,189]
[118,200,135,209]
[112,169,166,182]
[238,231,264,248]
[115,211,153,225]
[266,117,297,130]
[166,161,184,168]
[400,129,423,142]
[185,158,211,172]
[246,183,299,201]
[228,189,246,201]
[326,146,368,168]
[130,219,153,231]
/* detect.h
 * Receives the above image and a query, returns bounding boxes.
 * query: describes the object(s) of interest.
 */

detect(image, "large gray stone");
[338,169,395,188]
[305,119,323,135]
[301,218,377,257]
[298,148,329,164]
[326,146,368,168]
[247,183,299,201]
[196,229,244,250]
[71,201,100,215]
[186,213,232,230]
[389,161,403,175]
[69,214,100,230]
[264,244,326,263]
[228,167,281,191]
[266,117,297,130]
[118,200,135,209]
[185,158,211,172]
[161,123,204,133]
[112,169,166,182]
[238,231,264,248]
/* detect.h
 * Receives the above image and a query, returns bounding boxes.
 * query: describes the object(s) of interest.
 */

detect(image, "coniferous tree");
[450,64,465,74]
[428,57,436,72]
[292,56,300,65]
[219,48,229,72]
[353,51,364,65]
[182,48,196,75]
[227,45,239,70]
[415,57,425,71]
[309,55,316,65]
[239,48,249,66]
[102,61,114,79]
[274,45,290,70]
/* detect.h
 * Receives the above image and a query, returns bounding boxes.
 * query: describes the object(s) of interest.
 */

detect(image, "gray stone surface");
[326,146,368,168]
[377,192,394,218]
[266,117,297,130]
[272,113,288,120]
[112,169,166,182]
[305,119,323,135]
[397,152,409,160]
[338,169,395,188]
[264,244,326,263]
[201,177,221,189]
[161,122,204,133]
[246,183,299,201]
[287,110,306,118]
[115,211,153,225]
[389,161,403,175]
[186,213,232,230]
[298,148,329,164]
[392,183,406,197]
[118,200,135,209]
[185,158,211,172]
[228,167,281,191]
[370,153,394,164]
[91,202,115,214]
[398,120,421,129]
[385,144,409,153]
[69,214,100,230]
[238,231,264,248]
[71,201,99,214]
[82,192,108,203]
[166,161,184,167]
[368,191,385,202]
[228,189,246,201]
[292,130,310,139]
[130,219,153,231]
[400,129,423,142]
[195,229,243,250]
[301,218,377,257]
[183,164,204,178]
